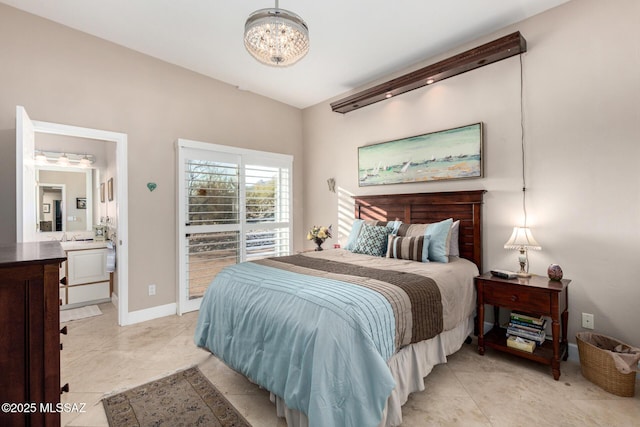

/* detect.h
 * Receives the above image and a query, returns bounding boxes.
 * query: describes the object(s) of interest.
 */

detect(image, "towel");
[106,241,116,272]
[611,343,640,374]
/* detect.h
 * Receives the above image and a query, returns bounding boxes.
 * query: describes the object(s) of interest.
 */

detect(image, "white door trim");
[16,106,130,326]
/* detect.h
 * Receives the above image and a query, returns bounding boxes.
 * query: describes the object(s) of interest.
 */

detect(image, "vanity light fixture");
[79,155,92,168]
[331,31,527,113]
[35,150,96,167]
[57,153,69,166]
[35,151,47,163]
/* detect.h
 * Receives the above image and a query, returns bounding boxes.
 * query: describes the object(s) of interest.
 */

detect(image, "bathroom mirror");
[35,166,93,233]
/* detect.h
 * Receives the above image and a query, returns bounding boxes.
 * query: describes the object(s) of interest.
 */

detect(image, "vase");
[314,238,324,251]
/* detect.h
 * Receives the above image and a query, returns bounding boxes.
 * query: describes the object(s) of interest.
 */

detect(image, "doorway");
[16,106,131,326]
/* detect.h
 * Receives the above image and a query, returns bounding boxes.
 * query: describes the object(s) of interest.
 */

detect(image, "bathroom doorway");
[16,106,131,326]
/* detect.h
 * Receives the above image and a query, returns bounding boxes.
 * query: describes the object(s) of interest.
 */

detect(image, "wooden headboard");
[354,190,485,271]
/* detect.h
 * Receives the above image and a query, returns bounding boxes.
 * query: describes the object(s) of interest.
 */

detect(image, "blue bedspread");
[194,261,397,427]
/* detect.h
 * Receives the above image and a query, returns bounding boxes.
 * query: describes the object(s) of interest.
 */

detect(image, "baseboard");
[125,302,177,325]
[61,298,111,311]
[111,292,119,309]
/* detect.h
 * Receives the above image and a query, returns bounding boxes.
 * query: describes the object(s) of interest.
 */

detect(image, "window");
[177,139,293,313]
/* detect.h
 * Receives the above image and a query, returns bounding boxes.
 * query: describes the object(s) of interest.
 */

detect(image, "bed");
[195,190,485,427]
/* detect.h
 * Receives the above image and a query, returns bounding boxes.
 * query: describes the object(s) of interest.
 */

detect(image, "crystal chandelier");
[244,0,309,67]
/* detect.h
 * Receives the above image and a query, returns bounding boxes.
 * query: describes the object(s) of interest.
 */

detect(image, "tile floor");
[61,303,640,426]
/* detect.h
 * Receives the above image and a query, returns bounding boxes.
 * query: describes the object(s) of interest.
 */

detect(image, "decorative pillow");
[387,235,431,262]
[351,225,390,257]
[449,220,460,257]
[386,220,403,235]
[426,218,453,263]
[344,219,365,251]
[398,223,428,238]
[345,220,401,251]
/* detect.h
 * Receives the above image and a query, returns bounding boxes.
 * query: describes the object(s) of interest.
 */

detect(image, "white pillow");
[449,220,460,257]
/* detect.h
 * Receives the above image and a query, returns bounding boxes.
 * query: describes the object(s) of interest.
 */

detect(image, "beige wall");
[2,0,639,345]
[0,4,304,312]
[302,0,640,346]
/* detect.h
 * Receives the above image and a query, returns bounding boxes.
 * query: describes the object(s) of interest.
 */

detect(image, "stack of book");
[506,311,547,352]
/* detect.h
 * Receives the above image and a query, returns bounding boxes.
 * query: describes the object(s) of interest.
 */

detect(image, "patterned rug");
[102,367,251,427]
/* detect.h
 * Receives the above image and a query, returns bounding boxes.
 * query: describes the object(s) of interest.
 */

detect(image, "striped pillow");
[387,235,431,262]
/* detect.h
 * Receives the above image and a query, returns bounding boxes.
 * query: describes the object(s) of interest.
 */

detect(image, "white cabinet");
[60,247,111,308]
[68,248,109,285]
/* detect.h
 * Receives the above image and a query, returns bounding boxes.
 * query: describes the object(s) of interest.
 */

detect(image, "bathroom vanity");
[59,241,112,308]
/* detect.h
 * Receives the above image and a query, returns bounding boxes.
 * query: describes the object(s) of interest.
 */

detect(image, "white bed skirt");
[270,315,475,427]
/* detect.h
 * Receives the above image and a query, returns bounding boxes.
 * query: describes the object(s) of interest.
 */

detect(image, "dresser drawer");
[482,281,551,314]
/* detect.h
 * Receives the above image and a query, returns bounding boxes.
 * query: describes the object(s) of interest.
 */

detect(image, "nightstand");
[475,272,570,380]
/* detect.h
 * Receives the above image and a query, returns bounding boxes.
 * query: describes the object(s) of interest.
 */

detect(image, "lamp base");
[516,271,532,278]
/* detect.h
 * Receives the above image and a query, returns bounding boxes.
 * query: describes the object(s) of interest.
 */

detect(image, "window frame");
[176,138,293,314]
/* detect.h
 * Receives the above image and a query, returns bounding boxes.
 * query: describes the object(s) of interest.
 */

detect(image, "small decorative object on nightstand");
[547,264,563,281]
[475,272,571,380]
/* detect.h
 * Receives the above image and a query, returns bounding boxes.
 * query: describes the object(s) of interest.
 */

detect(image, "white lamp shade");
[57,153,69,166]
[504,227,541,250]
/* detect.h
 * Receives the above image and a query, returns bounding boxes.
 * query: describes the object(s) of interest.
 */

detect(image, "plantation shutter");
[244,163,291,260]
[177,140,293,314]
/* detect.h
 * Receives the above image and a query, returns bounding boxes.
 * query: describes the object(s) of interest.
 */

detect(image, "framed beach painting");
[358,123,483,187]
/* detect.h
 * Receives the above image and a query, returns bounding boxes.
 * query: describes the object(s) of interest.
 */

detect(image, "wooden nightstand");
[475,272,570,380]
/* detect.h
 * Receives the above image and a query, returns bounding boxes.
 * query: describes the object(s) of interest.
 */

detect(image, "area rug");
[102,367,251,427]
[60,305,102,323]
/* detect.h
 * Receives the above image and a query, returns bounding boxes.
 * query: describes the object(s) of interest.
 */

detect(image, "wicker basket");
[576,332,636,397]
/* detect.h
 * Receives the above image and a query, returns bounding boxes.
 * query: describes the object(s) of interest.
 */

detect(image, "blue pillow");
[351,225,390,257]
[426,218,453,262]
[344,219,364,251]
[386,220,402,235]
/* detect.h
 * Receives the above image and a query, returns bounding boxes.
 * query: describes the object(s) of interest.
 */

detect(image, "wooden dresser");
[0,241,67,427]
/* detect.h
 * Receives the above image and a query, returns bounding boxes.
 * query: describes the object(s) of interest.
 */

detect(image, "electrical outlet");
[148,284,156,296]
[582,312,594,329]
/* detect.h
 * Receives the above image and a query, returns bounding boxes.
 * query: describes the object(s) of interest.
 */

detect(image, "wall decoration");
[147,182,157,192]
[108,177,114,201]
[43,203,51,213]
[76,198,87,209]
[100,182,105,203]
[326,178,335,193]
[358,123,483,187]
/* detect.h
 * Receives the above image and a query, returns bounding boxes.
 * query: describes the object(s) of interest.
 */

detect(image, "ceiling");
[2,0,570,109]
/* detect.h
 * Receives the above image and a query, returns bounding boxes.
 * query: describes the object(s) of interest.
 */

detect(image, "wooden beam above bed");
[330,32,526,114]
[354,190,486,272]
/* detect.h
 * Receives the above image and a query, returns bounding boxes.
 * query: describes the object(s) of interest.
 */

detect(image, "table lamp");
[504,226,541,277]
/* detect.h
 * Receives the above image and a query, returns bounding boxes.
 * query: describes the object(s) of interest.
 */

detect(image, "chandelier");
[244,1,309,67]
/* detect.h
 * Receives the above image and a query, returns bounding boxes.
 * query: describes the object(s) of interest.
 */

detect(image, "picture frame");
[94,224,106,242]
[108,177,114,201]
[43,203,51,213]
[358,123,483,187]
[76,198,87,209]
[100,182,105,203]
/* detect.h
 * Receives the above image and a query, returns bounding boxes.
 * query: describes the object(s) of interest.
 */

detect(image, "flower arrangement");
[307,225,332,251]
